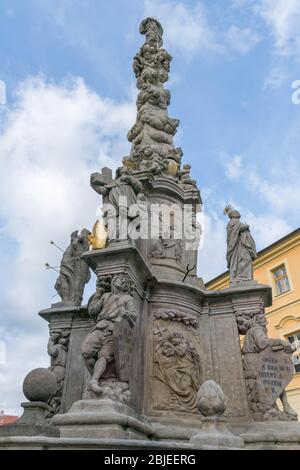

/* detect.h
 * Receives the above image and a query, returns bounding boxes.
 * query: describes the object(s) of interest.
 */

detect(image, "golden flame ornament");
[88,219,108,250]
[167,160,179,176]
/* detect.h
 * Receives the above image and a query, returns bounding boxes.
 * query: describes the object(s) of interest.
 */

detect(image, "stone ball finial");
[23,368,57,403]
[197,380,226,417]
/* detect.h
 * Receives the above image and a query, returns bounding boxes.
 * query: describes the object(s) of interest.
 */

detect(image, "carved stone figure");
[139,17,163,47]
[154,327,200,411]
[47,329,70,416]
[54,229,91,306]
[128,18,181,167]
[240,314,297,421]
[81,274,136,398]
[153,310,201,412]
[224,206,257,286]
[178,164,197,188]
[150,225,183,264]
[128,193,149,240]
[90,167,143,242]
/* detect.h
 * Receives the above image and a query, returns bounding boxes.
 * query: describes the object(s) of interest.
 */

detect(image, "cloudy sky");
[0,0,300,415]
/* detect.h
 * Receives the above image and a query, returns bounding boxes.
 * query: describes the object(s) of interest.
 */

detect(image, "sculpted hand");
[122,312,135,327]
[90,173,105,186]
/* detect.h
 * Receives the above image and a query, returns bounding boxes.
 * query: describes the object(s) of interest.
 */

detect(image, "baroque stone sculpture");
[224,205,257,286]
[54,229,91,306]
[1,17,300,451]
[47,329,70,416]
[237,312,297,421]
[81,274,136,403]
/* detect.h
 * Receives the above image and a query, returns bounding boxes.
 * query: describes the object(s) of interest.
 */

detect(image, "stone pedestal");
[52,399,152,440]
[39,305,91,414]
[190,417,244,449]
[0,402,59,438]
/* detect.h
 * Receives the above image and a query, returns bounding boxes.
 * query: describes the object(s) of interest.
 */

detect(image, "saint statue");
[224,206,257,286]
[54,229,91,306]
[81,274,136,395]
[90,166,143,241]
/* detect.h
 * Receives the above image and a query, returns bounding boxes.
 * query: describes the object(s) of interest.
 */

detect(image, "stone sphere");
[23,368,57,403]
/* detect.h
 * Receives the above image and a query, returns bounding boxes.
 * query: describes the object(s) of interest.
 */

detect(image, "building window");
[272,264,290,295]
[286,331,300,374]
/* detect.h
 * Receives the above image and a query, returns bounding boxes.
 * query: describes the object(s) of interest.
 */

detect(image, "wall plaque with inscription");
[256,346,293,403]
[113,317,134,382]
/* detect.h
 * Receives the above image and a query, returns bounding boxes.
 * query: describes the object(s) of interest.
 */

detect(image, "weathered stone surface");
[81,273,137,400]
[3,17,300,452]
[53,229,91,307]
[52,398,153,440]
[240,313,297,421]
[256,347,294,403]
[190,380,244,449]
[224,206,257,287]
[23,368,57,403]
[190,416,244,449]
[113,317,134,382]
[0,402,60,438]
[197,380,226,417]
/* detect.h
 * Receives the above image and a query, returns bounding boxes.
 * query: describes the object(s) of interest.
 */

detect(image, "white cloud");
[221,153,300,218]
[0,329,49,416]
[245,212,292,247]
[225,25,262,54]
[143,0,261,57]
[221,154,243,180]
[143,0,218,56]
[0,75,135,413]
[219,153,299,256]
[256,0,300,57]
[247,167,300,216]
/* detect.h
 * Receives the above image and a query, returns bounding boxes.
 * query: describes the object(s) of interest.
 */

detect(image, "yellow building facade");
[206,228,300,419]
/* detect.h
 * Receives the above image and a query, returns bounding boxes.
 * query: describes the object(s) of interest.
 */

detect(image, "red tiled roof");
[0,415,18,425]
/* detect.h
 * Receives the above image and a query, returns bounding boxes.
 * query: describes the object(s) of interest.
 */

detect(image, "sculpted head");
[50,330,61,343]
[161,341,175,357]
[224,205,241,219]
[70,230,79,242]
[255,315,267,329]
[112,274,131,294]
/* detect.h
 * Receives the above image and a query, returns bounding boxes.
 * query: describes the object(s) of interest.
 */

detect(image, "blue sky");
[0,0,300,413]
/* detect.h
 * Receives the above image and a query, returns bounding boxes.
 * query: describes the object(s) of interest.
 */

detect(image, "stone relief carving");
[47,328,70,417]
[150,223,184,265]
[152,310,201,413]
[178,164,197,189]
[224,206,257,286]
[88,18,199,249]
[81,274,136,404]
[154,310,199,328]
[236,311,298,421]
[126,18,185,177]
[54,229,91,306]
